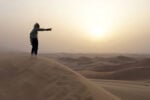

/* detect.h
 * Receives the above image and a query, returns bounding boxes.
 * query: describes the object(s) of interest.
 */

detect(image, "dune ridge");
[55,56,150,81]
[0,54,119,100]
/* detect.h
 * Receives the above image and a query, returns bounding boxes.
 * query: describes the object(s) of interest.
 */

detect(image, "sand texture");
[0,54,119,100]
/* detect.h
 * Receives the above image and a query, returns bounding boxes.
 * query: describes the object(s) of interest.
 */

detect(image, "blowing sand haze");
[0,54,119,100]
[0,0,150,100]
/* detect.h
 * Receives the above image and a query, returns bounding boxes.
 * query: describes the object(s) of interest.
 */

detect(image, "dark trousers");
[31,38,38,55]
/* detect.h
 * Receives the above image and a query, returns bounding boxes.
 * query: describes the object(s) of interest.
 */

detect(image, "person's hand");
[46,28,52,31]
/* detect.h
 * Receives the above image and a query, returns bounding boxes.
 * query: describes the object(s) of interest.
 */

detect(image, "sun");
[89,26,107,40]
[82,25,110,41]
[79,3,115,41]
[81,15,111,41]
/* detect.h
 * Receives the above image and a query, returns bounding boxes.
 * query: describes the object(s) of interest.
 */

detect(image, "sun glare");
[90,26,106,39]
[82,24,111,41]
[83,24,110,41]
[80,5,114,41]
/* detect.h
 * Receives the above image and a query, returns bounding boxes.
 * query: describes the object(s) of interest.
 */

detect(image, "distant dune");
[93,79,150,100]
[55,55,150,81]
[106,67,150,80]
[0,54,119,100]
[47,54,150,100]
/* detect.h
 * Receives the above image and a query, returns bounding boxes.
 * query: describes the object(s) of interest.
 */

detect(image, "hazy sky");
[0,0,150,53]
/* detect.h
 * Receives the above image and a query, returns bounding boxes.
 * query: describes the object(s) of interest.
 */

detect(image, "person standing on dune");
[30,23,52,56]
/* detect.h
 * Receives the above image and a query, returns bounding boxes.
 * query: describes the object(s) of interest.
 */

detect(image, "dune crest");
[0,55,119,100]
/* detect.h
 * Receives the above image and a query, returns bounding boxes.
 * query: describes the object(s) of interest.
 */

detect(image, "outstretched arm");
[38,28,52,31]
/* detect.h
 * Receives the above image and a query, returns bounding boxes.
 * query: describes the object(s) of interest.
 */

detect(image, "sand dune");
[44,54,150,100]
[55,56,150,80]
[78,67,150,80]
[106,67,150,80]
[0,54,119,100]
[92,79,150,100]
[78,70,113,79]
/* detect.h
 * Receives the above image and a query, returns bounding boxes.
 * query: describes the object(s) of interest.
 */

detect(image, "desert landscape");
[0,53,120,100]
[1,0,150,100]
[45,53,150,100]
[0,53,150,100]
